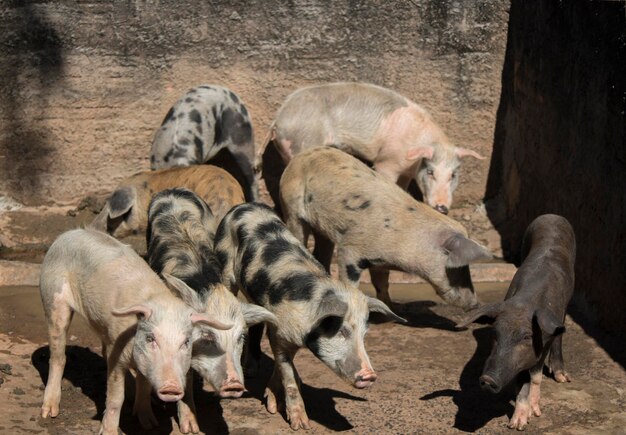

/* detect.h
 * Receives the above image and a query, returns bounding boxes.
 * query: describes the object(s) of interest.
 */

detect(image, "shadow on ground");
[420,326,513,432]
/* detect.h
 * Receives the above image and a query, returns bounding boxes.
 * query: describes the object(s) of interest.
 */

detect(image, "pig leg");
[312,230,334,273]
[228,147,259,202]
[265,330,310,430]
[370,266,393,308]
[133,371,158,430]
[548,334,571,383]
[509,368,543,430]
[177,371,200,434]
[100,361,127,435]
[41,299,74,418]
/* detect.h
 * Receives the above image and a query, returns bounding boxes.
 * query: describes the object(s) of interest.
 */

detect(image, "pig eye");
[451,172,458,179]
[523,333,533,341]
[183,338,190,347]
[426,169,434,177]
[146,334,155,343]
[339,327,351,338]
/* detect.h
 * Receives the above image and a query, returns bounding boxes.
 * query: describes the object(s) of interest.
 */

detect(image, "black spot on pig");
[407,206,417,212]
[215,248,229,268]
[345,264,361,282]
[231,204,255,222]
[194,136,203,161]
[229,91,239,104]
[179,138,190,146]
[261,238,293,265]
[170,189,208,213]
[150,155,156,165]
[357,259,371,269]
[247,270,271,305]
[142,181,149,189]
[198,85,213,90]
[236,225,249,242]
[239,247,255,283]
[306,194,314,203]
[178,210,192,222]
[185,97,193,103]
[337,226,348,235]
[384,218,391,229]
[217,108,253,146]
[189,109,202,124]
[342,194,371,211]
[161,107,175,125]
[255,220,284,239]
[163,148,175,163]
[240,105,248,117]
[268,272,317,305]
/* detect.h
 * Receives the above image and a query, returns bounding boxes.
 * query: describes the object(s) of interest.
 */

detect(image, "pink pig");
[259,82,484,214]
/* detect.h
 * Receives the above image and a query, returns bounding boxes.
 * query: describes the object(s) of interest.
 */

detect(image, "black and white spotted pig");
[146,189,277,434]
[280,147,492,311]
[457,214,575,430]
[150,85,258,201]
[214,202,405,430]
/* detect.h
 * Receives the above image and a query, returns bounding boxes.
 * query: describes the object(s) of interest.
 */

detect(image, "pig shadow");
[31,345,229,434]
[384,300,459,331]
[419,326,514,432]
[244,352,367,431]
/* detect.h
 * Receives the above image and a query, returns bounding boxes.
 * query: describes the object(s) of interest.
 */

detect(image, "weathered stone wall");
[0,1,508,247]
[486,0,626,333]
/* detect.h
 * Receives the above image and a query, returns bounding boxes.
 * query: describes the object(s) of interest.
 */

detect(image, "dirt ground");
[0,282,625,435]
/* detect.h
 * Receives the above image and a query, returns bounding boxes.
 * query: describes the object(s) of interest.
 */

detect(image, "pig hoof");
[509,404,531,430]
[554,370,571,383]
[264,387,279,414]
[287,406,311,430]
[179,415,200,434]
[41,403,60,419]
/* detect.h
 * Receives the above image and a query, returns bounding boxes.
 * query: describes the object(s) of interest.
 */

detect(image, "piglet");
[280,147,491,311]
[457,214,576,430]
[39,229,231,434]
[215,202,405,430]
[90,165,244,238]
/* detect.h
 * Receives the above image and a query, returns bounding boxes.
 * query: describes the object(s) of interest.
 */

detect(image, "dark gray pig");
[151,84,258,200]
[280,147,492,311]
[146,188,277,433]
[457,214,575,430]
[39,229,231,434]
[214,202,405,430]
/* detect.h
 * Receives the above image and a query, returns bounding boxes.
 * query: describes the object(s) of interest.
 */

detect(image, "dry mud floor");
[0,283,625,435]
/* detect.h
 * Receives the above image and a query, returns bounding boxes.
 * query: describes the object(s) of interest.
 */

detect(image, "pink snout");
[157,384,184,402]
[219,379,245,398]
[354,369,378,389]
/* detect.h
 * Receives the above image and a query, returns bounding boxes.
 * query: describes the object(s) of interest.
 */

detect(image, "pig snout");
[354,369,378,389]
[434,204,449,215]
[219,378,245,398]
[479,374,501,394]
[157,383,185,402]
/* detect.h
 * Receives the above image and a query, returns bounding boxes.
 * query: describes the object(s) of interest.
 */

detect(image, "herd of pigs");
[37,82,576,434]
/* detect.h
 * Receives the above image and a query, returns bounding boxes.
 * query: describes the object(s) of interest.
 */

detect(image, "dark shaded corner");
[1,3,64,205]
[484,0,626,366]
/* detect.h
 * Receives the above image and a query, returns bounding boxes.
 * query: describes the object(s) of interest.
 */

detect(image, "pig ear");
[456,303,501,328]
[242,303,279,327]
[112,304,152,320]
[406,145,434,161]
[89,204,110,232]
[190,313,233,331]
[108,187,135,219]
[367,297,407,324]
[534,309,565,336]
[162,273,204,310]
[443,234,493,268]
[316,291,348,321]
[455,147,485,160]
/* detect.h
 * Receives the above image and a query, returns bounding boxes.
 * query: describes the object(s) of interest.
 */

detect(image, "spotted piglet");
[146,189,277,434]
[150,85,258,200]
[280,147,492,311]
[215,202,405,430]
[457,214,575,430]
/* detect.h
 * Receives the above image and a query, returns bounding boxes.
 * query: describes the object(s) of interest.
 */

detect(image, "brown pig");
[260,82,484,215]
[280,147,492,311]
[38,229,232,434]
[90,165,245,238]
[457,214,576,430]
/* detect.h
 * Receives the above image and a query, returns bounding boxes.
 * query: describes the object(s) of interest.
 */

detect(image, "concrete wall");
[0,1,508,249]
[486,0,626,333]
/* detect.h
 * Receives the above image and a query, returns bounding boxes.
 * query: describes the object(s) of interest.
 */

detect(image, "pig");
[90,165,245,239]
[456,214,576,430]
[260,82,484,215]
[214,202,405,430]
[38,228,231,434]
[280,147,492,311]
[150,85,258,201]
[145,188,277,433]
